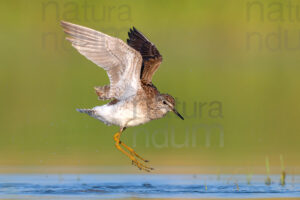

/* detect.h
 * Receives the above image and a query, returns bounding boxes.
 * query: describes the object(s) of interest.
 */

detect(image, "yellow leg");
[113,130,153,172]
[121,142,149,162]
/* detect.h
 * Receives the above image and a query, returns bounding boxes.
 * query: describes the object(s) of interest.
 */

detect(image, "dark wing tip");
[126,26,163,83]
[126,26,161,59]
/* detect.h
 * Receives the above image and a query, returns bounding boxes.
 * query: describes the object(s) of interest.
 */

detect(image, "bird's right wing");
[61,21,143,100]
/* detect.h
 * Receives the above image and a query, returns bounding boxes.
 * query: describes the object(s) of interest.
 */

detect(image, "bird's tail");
[76,108,96,116]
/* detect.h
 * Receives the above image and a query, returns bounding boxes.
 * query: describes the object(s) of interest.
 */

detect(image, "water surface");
[0,174,300,199]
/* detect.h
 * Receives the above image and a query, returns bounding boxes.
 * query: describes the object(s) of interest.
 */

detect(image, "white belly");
[93,102,150,127]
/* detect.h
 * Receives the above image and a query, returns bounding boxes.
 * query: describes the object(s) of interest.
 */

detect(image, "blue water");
[0,174,300,199]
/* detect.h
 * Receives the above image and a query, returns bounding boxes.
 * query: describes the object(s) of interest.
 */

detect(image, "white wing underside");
[61,21,143,100]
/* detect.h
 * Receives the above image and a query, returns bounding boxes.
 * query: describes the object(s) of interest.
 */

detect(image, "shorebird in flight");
[61,21,184,171]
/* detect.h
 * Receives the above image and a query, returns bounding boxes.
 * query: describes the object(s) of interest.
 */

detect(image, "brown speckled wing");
[127,27,162,84]
[61,21,143,100]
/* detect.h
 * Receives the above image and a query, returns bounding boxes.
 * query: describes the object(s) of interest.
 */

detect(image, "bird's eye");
[163,100,167,105]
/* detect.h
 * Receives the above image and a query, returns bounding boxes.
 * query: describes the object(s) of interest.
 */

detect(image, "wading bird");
[61,21,184,171]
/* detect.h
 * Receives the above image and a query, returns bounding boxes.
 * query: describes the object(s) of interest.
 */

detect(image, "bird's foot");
[114,131,153,172]
[131,158,154,172]
[122,142,153,171]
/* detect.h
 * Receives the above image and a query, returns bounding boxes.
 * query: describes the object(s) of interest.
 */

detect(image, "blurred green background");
[0,0,299,173]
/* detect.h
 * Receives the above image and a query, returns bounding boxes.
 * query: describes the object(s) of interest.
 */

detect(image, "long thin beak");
[172,108,184,120]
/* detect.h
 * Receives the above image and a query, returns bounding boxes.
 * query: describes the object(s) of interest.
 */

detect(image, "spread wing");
[127,27,162,84]
[61,21,143,100]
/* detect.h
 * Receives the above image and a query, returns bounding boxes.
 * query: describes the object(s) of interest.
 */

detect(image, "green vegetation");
[265,156,271,185]
[280,154,286,186]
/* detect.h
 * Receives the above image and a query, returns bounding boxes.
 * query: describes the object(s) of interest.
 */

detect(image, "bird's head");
[157,94,184,120]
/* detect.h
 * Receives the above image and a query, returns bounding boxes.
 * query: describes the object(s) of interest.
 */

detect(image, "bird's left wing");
[61,21,142,100]
[127,27,162,85]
